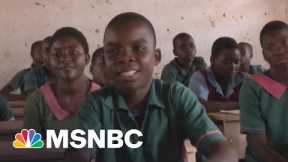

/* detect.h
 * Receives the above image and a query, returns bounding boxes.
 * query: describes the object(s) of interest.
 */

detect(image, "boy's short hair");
[211,37,238,59]
[43,36,52,44]
[48,27,89,54]
[31,40,42,55]
[238,42,253,57]
[91,47,104,64]
[172,32,192,48]
[104,12,156,47]
[260,20,288,47]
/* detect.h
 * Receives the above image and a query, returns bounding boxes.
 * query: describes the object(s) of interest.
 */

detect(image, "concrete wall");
[0,0,287,87]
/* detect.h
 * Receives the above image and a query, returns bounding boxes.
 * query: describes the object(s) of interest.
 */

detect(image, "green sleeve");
[24,91,44,133]
[160,65,178,83]
[78,93,102,131]
[7,69,27,90]
[240,78,266,134]
[0,97,14,121]
[78,93,102,156]
[172,83,225,150]
[22,69,38,95]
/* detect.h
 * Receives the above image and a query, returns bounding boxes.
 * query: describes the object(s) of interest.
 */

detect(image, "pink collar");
[40,82,101,120]
[251,74,287,100]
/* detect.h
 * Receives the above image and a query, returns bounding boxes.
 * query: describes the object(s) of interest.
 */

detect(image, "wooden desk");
[209,112,246,159]
[0,141,65,162]
[0,120,23,140]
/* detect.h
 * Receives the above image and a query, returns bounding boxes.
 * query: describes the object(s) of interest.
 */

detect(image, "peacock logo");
[13,129,44,149]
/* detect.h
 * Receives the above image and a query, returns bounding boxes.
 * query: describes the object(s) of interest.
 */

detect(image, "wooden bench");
[208,111,246,159]
[11,108,24,120]
[0,141,65,162]
[8,100,25,109]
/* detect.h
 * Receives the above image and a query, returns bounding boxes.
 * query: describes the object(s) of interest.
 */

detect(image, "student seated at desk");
[189,37,244,112]
[0,39,49,98]
[238,42,264,75]
[161,32,207,86]
[90,47,112,86]
[24,27,101,162]
[0,96,14,121]
[240,21,288,162]
[24,27,100,134]
[79,12,237,162]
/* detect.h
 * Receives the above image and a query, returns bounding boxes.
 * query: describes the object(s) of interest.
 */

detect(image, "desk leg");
[223,121,246,159]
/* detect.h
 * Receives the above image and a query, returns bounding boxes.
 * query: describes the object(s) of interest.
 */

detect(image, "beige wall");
[0,0,287,87]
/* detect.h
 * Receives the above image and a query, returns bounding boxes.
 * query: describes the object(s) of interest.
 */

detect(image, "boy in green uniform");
[238,42,264,75]
[240,21,288,162]
[0,40,49,97]
[79,12,237,162]
[161,33,207,86]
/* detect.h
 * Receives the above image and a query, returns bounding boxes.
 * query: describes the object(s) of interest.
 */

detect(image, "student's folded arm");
[0,84,14,96]
[173,85,238,162]
[0,70,26,96]
[0,84,25,100]
[160,66,177,83]
[240,79,288,162]
[188,71,209,99]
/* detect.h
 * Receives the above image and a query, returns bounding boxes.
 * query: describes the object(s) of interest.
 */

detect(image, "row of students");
[160,22,288,162]
[0,12,286,162]
[15,12,237,162]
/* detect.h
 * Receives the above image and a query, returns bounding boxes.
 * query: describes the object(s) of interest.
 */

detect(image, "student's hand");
[202,140,238,162]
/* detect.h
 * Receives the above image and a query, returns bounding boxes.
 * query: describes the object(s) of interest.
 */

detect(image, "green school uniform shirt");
[7,65,49,95]
[24,82,100,135]
[0,96,13,121]
[79,79,225,162]
[8,68,30,92]
[240,74,288,162]
[161,57,207,86]
[24,89,81,135]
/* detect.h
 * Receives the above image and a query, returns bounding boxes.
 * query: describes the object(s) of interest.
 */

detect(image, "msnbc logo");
[13,129,44,149]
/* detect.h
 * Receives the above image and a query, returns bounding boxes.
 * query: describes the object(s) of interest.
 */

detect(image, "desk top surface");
[0,120,23,134]
[208,112,240,122]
